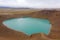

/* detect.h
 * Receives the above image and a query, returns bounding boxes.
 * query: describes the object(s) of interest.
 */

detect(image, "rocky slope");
[0,10,60,40]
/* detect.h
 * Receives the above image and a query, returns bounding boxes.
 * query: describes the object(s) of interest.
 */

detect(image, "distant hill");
[0,6,11,8]
[0,6,31,9]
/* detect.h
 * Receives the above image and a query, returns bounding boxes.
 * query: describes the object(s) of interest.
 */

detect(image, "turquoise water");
[3,17,51,35]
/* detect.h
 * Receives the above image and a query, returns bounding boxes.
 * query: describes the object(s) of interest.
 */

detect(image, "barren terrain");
[0,9,60,40]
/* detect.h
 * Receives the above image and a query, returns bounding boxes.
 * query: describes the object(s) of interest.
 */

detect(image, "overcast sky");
[0,0,60,8]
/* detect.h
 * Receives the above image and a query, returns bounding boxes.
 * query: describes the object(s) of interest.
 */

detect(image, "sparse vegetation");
[0,9,40,15]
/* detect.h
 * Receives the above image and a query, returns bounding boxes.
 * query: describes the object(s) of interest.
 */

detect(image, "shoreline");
[0,10,60,40]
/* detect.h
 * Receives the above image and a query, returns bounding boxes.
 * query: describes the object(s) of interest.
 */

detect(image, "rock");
[29,33,52,40]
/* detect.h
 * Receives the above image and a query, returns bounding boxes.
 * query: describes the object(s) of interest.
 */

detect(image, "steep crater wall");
[0,10,60,39]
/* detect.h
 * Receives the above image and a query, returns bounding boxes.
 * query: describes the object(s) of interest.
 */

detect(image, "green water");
[3,17,51,35]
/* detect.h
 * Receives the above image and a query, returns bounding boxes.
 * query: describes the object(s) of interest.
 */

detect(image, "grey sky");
[0,0,60,8]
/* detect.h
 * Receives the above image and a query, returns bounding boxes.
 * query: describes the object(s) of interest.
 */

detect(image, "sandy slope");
[0,9,60,40]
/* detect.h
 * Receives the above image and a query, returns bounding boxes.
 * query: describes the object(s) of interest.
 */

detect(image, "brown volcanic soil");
[0,10,60,40]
